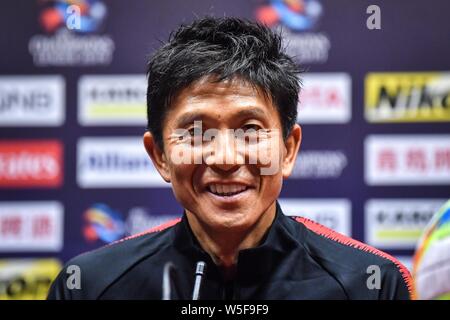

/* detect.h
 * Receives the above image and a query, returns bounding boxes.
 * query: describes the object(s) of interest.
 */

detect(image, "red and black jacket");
[48,201,413,300]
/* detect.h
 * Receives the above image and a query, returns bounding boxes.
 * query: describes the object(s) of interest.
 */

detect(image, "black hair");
[146,17,302,150]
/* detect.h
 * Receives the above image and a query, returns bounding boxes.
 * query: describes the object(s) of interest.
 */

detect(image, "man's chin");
[199,209,253,232]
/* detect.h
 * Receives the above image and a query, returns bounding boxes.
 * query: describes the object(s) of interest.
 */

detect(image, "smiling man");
[48,17,413,300]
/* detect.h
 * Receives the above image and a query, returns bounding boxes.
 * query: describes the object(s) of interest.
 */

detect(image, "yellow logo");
[365,72,450,122]
[0,259,61,300]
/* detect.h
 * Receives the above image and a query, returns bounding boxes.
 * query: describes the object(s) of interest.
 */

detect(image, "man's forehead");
[166,76,278,126]
[180,77,265,102]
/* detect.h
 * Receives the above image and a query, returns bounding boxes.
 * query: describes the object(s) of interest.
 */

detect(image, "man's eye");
[242,124,261,132]
[187,128,203,136]
[237,124,264,144]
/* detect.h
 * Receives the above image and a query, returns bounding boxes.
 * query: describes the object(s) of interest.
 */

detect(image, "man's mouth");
[206,183,250,197]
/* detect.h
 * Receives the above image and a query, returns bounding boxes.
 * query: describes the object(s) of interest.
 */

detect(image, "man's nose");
[204,130,244,171]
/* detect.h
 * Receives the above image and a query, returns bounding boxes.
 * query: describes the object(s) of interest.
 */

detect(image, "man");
[48,17,413,300]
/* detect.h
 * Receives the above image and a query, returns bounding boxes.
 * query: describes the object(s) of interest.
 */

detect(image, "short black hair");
[146,17,301,150]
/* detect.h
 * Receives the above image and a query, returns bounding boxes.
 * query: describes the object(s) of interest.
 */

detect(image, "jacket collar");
[173,200,300,281]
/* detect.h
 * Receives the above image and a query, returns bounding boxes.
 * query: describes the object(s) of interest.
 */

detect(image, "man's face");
[144,77,301,233]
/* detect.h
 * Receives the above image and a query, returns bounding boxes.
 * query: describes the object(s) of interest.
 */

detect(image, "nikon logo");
[365,72,450,122]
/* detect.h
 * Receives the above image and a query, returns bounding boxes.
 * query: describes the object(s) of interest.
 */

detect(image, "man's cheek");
[171,178,197,207]
[168,144,194,165]
[261,146,281,176]
[247,137,281,176]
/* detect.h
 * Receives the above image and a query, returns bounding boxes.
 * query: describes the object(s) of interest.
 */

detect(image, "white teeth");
[208,184,247,196]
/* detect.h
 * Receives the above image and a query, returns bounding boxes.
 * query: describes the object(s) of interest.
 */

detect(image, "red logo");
[0,140,63,187]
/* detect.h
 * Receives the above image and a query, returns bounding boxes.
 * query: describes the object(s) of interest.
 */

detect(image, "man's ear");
[282,124,302,179]
[143,131,171,183]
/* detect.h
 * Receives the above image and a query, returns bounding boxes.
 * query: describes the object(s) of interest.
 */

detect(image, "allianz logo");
[81,152,152,172]
[291,150,347,178]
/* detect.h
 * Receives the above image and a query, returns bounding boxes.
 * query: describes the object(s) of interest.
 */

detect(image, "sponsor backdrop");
[0,0,449,299]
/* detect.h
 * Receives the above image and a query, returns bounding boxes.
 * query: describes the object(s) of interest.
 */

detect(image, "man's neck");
[185,202,277,269]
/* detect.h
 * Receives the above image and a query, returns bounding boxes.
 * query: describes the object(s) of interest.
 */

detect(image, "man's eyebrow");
[174,107,268,128]
[174,112,203,128]
[234,108,267,120]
